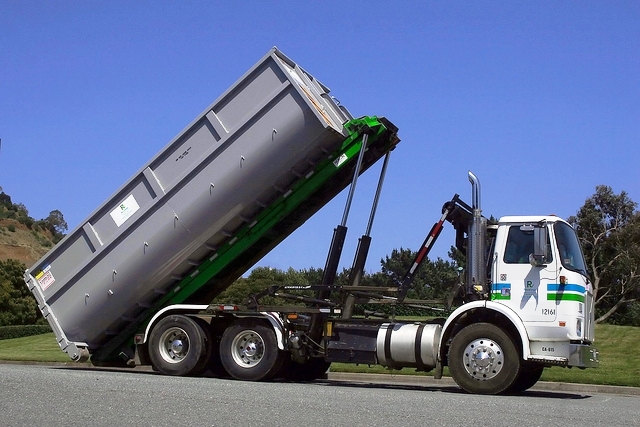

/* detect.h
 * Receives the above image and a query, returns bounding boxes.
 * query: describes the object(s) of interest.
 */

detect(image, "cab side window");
[503,226,552,264]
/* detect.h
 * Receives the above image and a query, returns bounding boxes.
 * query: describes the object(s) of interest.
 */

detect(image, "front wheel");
[220,320,284,381]
[448,322,521,395]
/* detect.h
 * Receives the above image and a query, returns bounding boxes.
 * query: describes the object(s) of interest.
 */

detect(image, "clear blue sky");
[1,1,638,274]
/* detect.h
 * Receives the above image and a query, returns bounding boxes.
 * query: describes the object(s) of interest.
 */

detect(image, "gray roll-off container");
[24,47,365,362]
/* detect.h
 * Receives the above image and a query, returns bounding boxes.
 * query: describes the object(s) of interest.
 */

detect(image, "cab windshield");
[554,222,588,276]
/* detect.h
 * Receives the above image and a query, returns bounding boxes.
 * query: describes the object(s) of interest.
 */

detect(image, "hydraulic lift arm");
[396,195,472,302]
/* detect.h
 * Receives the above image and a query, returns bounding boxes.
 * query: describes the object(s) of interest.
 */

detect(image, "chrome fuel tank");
[376,323,442,370]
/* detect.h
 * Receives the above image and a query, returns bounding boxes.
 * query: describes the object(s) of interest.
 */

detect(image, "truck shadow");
[55,365,592,400]
[316,379,592,400]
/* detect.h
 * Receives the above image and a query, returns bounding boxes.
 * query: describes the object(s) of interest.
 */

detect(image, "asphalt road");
[2,364,638,426]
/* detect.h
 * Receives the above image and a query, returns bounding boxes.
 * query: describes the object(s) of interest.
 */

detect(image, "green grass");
[0,333,72,363]
[538,324,640,387]
[1,325,639,388]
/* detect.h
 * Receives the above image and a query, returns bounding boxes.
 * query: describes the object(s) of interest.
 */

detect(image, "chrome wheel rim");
[157,327,190,364]
[461,337,504,381]
[230,330,265,368]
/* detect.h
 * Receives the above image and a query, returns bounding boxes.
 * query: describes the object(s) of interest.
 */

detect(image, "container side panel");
[150,117,221,193]
[50,203,191,347]
[171,89,331,239]
[25,48,357,355]
[34,71,345,349]
[32,233,94,299]
[88,178,158,250]
[213,59,288,132]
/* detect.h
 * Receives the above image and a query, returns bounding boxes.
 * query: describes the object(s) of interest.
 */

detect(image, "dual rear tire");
[149,316,284,381]
[219,320,285,381]
[148,315,211,376]
[148,315,329,383]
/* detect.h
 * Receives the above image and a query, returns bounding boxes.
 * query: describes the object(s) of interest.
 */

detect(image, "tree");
[0,191,11,209]
[0,259,40,326]
[213,266,320,306]
[376,247,459,301]
[568,185,640,324]
[40,209,68,243]
[14,203,28,217]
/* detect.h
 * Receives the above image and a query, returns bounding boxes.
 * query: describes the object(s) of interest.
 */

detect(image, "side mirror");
[530,224,549,267]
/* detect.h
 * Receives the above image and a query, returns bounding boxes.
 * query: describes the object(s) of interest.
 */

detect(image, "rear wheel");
[448,322,521,395]
[148,315,211,376]
[220,320,284,381]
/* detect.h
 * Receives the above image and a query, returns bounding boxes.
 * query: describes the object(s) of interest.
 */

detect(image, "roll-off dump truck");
[25,48,598,394]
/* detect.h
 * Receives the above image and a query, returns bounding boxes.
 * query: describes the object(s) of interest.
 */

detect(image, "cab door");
[493,224,558,322]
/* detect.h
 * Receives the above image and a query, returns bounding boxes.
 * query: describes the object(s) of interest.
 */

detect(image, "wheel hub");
[243,341,259,358]
[158,327,190,364]
[462,338,504,380]
[232,331,265,367]
[171,339,185,355]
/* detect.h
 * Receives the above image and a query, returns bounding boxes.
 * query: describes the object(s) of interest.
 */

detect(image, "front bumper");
[568,343,599,368]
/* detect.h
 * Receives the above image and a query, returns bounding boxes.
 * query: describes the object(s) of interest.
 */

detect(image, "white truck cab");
[490,215,597,366]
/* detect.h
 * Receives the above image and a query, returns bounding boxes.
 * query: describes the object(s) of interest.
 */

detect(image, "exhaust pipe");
[466,171,487,298]
[468,171,481,211]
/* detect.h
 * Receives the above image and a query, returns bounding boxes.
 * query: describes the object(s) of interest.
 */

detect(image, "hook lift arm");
[396,194,473,302]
